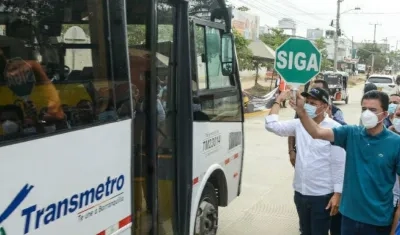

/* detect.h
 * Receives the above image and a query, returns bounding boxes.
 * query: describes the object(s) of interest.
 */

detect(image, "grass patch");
[348,75,366,87]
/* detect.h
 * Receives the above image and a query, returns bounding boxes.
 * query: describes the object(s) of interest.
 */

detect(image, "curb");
[244,109,270,119]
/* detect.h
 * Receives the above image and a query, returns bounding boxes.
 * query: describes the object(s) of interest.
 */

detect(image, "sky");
[229,0,400,50]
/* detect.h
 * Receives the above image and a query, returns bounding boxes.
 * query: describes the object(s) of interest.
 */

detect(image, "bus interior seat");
[81,67,94,80]
[67,70,82,80]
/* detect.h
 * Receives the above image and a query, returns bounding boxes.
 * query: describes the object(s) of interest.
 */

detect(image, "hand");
[289,151,296,167]
[276,90,290,103]
[289,91,306,114]
[326,193,341,216]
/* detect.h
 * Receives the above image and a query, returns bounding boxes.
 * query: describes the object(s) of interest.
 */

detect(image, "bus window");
[126,0,153,234]
[0,0,128,143]
[205,27,232,89]
[193,24,242,122]
[156,1,176,234]
[194,26,207,90]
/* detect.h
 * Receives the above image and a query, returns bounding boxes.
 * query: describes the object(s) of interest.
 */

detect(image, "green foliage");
[357,43,380,64]
[237,6,250,11]
[357,44,388,72]
[233,28,253,71]
[314,37,332,71]
[259,28,289,50]
[388,51,400,72]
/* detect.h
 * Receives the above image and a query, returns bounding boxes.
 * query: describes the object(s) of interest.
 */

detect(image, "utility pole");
[382,37,388,53]
[333,0,342,72]
[369,23,381,73]
[371,53,375,73]
[351,36,354,58]
[369,23,381,44]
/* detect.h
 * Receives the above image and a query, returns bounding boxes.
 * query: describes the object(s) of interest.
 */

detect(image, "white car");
[365,74,399,95]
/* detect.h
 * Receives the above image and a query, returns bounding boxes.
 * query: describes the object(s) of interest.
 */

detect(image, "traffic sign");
[274,38,321,86]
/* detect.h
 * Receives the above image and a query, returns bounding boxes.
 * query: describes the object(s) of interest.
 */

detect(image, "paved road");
[218,83,365,235]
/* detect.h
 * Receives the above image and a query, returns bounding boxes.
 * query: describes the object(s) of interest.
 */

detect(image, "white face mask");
[361,110,383,129]
[2,120,19,134]
[393,118,400,132]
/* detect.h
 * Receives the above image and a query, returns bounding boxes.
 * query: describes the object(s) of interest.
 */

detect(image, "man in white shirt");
[265,87,346,235]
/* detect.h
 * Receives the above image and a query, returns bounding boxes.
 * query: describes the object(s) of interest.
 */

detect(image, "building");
[278,18,296,36]
[259,25,271,35]
[306,29,356,71]
[306,28,324,40]
[232,9,260,40]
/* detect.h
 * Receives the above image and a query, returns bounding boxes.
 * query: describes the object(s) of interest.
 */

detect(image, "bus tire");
[194,182,218,235]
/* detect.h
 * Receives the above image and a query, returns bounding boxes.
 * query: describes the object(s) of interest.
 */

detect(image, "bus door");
[125,0,178,234]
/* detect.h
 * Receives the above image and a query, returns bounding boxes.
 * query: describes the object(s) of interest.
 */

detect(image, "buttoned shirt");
[265,115,346,196]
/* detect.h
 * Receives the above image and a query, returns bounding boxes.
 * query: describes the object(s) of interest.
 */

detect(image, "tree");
[357,44,388,72]
[259,28,289,50]
[314,37,332,71]
[233,28,253,71]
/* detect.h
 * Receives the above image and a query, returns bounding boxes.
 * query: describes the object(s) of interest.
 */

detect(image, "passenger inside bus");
[0,105,30,138]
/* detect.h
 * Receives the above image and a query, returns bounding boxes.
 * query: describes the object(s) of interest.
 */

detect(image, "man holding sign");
[265,38,346,235]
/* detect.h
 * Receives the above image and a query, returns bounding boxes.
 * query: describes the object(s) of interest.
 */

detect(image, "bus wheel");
[194,182,218,235]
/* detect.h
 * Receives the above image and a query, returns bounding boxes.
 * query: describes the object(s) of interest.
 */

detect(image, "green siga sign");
[274,38,321,85]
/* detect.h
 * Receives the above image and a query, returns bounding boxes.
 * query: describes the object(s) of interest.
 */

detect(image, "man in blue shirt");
[289,90,400,235]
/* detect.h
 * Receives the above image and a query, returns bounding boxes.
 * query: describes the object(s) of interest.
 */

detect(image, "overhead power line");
[289,12,400,15]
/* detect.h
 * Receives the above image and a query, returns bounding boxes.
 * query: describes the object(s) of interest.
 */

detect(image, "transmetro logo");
[0,184,34,235]
[0,174,125,234]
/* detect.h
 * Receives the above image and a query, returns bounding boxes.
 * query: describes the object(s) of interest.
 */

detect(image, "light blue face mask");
[304,103,318,118]
[393,118,400,132]
[388,103,398,115]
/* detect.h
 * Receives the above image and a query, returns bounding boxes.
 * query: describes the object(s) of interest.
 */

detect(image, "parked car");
[364,74,400,95]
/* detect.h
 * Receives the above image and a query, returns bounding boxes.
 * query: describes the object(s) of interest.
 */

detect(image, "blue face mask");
[304,103,318,118]
[388,103,397,115]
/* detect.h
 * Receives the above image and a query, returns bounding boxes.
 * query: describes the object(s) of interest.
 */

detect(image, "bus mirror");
[221,33,234,76]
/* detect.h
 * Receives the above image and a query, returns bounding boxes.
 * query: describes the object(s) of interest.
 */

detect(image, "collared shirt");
[333,108,345,123]
[384,116,392,128]
[266,115,346,196]
[332,125,400,226]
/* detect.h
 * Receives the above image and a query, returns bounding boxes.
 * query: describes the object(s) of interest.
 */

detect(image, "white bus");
[0,0,244,234]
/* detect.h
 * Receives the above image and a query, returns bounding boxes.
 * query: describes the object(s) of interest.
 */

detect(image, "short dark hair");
[0,104,24,120]
[361,90,389,111]
[364,83,377,93]
[314,79,329,90]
